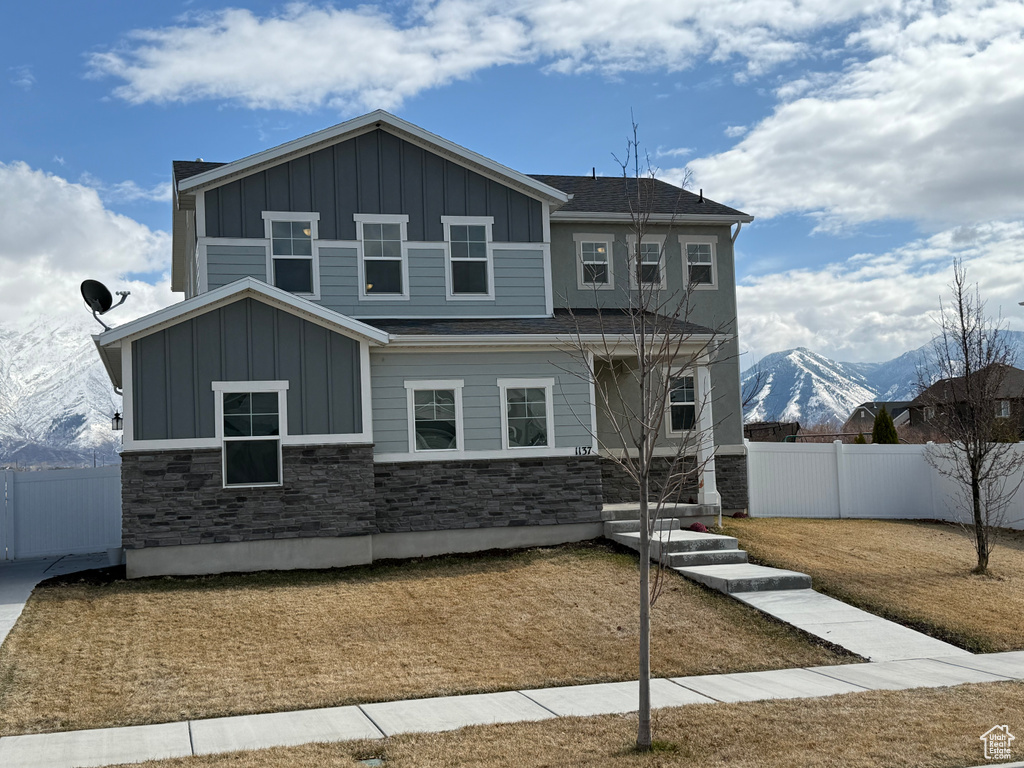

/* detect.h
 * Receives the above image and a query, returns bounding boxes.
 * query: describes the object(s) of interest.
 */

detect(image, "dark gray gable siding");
[132,298,361,441]
[204,130,544,243]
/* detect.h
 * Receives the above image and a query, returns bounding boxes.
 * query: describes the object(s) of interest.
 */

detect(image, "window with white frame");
[263,212,320,296]
[443,216,494,298]
[498,378,554,449]
[213,381,288,488]
[405,380,464,452]
[682,236,718,289]
[627,235,667,289]
[668,373,696,433]
[355,214,408,298]
[997,400,1011,418]
[574,234,614,290]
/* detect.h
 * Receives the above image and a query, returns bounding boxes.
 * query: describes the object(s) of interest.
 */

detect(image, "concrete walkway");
[0,554,109,646]
[1,651,1021,768]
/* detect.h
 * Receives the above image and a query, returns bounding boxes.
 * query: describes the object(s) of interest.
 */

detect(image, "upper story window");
[627,234,667,290]
[263,212,320,297]
[443,216,494,299]
[574,233,614,290]
[997,400,1011,418]
[498,378,555,449]
[667,373,696,433]
[681,235,718,290]
[355,214,409,300]
[405,379,465,452]
[213,381,288,488]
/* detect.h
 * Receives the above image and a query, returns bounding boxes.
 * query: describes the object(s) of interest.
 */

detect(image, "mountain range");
[2,313,1023,468]
[741,331,1024,426]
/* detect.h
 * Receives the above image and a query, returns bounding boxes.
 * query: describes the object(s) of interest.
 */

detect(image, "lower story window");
[500,379,554,449]
[405,379,464,453]
[214,382,288,487]
[669,374,696,432]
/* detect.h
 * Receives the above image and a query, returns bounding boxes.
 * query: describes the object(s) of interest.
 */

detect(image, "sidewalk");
[1,651,1021,768]
[0,554,109,646]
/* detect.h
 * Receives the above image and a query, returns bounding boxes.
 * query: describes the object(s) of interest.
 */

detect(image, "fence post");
[834,440,845,519]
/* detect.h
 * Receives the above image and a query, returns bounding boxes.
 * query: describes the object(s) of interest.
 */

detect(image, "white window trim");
[997,400,1011,418]
[664,368,697,438]
[262,212,321,300]
[626,233,668,290]
[355,213,410,301]
[573,233,615,291]
[404,379,465,454]
[442,216,495,301]
[497,377,556,451]
[680,234,718,291]
[212,380,290,489]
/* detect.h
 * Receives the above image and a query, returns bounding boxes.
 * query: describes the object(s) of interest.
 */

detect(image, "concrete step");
[601,503,718,524]
[673,563,812,594]
[608,529,739,557]
[664,549,749,567]
[604,518,681,535]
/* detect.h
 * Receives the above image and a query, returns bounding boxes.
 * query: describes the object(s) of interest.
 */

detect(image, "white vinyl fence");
[746,441,1024,530]
[1,466,121,560]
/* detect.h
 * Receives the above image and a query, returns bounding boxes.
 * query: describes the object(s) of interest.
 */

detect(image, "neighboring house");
[92,111,753,578]
[909,363,1024,435]
[842,401,912,434]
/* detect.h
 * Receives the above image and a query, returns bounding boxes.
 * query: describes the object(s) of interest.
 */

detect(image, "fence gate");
[1,466,121,561]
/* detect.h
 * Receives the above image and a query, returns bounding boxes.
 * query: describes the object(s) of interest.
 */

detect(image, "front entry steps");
[604,519,812,594]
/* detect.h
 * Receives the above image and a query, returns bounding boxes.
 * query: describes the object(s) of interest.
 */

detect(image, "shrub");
[688,522,709,532]
[854,433,867,444]
[872,406,899,444]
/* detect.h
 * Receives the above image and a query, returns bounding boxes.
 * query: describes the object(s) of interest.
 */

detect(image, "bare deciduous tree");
[918,259,1024,573]
[562,123,731,751]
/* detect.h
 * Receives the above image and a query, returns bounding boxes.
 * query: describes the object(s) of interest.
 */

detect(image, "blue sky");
[3,0,1024,365]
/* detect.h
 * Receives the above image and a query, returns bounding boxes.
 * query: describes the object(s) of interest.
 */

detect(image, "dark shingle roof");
[530,175,747,217]
[173,160,226,184]
[368,309,715,337]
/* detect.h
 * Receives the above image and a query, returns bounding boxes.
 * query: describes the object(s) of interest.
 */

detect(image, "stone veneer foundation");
[600,453,748,511]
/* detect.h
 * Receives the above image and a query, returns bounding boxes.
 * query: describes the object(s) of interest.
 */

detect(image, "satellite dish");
[81,280,113,313]
[80,279,130,331]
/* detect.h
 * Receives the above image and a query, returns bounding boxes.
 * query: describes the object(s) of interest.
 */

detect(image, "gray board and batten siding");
[131,298,362,441]
[206,245,549,318]
[203,129,544,243]
[370,350,593,456]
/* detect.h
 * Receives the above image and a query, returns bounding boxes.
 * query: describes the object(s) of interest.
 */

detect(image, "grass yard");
[0,542,848,736]
[112,681,1024,768]
[722,518,1024,653]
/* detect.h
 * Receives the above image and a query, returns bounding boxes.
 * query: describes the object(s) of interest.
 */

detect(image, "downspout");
[731,222,743,244]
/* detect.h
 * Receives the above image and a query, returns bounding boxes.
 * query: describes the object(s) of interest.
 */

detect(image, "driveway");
[0,554,109,646]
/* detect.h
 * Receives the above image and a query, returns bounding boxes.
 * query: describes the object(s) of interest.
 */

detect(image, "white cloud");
[9,65,35,90]
[0,162,174,324]
[723,125,747,138]
[78,172,172,204]
[691,0,1024,229]
[656,146,692,159]
[52,155,65,166]
[738,221,1024,364]
[88,1,900,112]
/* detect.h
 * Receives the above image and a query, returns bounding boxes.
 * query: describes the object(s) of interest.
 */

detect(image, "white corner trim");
[360,342,373,444]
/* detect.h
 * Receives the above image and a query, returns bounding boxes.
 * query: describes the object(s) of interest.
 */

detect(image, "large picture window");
[263,212,320,297]
[498,378,555,450]
[356,214,409,299]
[405,380,464,453]
[443,216,494,299]
[213,381,288,488]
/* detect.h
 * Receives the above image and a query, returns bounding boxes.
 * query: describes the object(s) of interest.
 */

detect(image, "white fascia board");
[550,211,754,224]
[94,277,390,348]
[177,110,570,206]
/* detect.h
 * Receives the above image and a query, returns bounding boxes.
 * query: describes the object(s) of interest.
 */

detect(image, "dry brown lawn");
[0,542,848,736]
[114,681,1024,768]
[722,518,1024,653]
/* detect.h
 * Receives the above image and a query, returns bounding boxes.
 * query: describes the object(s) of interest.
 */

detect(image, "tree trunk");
[637,469,652,751]
[972,474,989,573]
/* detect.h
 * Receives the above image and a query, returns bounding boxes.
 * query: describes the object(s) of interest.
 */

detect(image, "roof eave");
[550,211,754,224]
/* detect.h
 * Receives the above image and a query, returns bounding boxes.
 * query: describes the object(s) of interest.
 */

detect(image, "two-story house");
[92,111,753,578]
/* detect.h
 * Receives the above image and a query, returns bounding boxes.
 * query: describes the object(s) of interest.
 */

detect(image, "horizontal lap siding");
[207,245,266,290]
[369,350,593,454]
[132,298,361,441]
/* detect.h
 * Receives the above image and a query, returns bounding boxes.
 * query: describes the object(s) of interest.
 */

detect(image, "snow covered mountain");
[0,313,121,468]
[742,331,1024,426]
